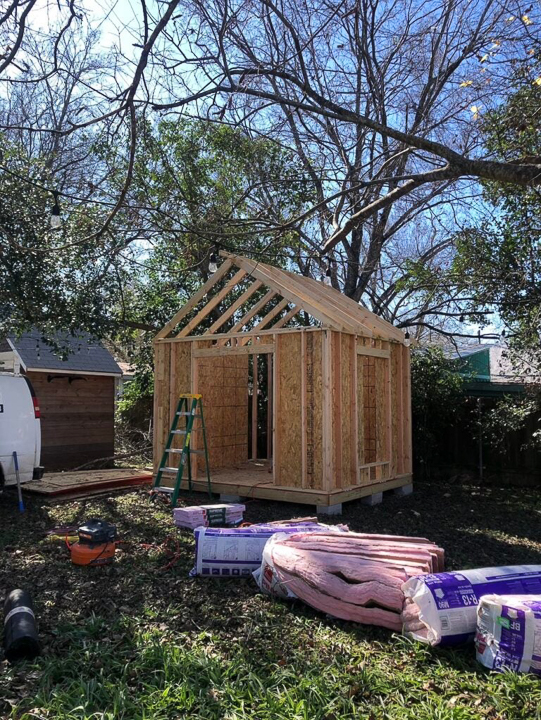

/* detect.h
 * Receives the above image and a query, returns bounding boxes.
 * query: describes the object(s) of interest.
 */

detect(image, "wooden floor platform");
[162,460,411,507]
[22,468,153,498]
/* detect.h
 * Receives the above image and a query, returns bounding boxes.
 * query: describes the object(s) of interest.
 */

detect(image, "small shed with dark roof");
[1,329,121,470]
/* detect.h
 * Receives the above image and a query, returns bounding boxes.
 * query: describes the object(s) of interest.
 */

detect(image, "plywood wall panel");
[356,353,365,480]
[331,331,342,489]
[304,331,324,490]
[275,331,303,487]
[194,353,249,471]
[340,333,356,489]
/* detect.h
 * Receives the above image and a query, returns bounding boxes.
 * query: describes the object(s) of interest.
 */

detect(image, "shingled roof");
[6,329,121,376]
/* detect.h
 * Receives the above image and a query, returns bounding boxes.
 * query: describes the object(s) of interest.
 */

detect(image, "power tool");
[70,519,118,566]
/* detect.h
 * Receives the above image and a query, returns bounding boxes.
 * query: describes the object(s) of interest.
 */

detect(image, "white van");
[0,373,42,489]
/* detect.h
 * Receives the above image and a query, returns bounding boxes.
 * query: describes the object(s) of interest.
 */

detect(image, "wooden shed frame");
[154,252,412,509]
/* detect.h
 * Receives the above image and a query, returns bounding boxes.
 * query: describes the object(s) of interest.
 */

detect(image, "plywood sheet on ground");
[22,468,153,497]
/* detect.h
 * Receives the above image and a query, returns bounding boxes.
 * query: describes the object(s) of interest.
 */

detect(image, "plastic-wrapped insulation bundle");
[476,595,541,674]
[402,566,541,646]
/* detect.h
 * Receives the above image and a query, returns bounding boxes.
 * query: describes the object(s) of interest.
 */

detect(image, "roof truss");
[156,251,404,342]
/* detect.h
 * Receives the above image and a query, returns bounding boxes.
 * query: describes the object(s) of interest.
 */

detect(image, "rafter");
[272,305,301,329]
[230,289,277,333]
[155,259,233,339]
[204,280,263,334]
[177,269,246,338]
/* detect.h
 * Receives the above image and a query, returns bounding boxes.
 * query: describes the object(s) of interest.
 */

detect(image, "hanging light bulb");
[404,330,411,348]
[50,191,61,230]
[208,250,218,273]
[459,314,465,323]
[323,264,332,286]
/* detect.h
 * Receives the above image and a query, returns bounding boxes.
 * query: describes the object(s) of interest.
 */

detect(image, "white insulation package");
[402,565,541,646]
[476,595,541,674]
[191,523,346,577]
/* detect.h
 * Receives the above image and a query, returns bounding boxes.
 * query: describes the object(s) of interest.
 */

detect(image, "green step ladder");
[153,394,212,506]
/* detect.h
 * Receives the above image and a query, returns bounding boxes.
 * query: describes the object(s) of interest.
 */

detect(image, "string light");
[323,264,332,286]
[404,330,411,348]
[208,250,218,273]
[50,191,61,230]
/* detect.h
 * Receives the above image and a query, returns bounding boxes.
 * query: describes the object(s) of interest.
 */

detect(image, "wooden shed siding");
[153,329,412,504]
[29,371,115,470]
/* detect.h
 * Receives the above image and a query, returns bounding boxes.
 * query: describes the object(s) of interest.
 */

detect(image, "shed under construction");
[153,252,412,511]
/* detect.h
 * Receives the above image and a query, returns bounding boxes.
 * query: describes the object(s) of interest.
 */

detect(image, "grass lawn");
[1,479,541,720]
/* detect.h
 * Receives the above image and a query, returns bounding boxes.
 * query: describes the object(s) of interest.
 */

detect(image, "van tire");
[0,462,5,494]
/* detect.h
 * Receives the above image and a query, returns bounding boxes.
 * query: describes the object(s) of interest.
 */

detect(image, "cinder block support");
[316,503,343,516]
[361,492,383,507]
[219,494,244,503]
[393,483,413,497]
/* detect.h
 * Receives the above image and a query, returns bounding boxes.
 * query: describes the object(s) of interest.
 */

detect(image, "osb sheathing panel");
[330,332,342,489]
[339,333,356,489]
[390,341,401,477]
[275,331,303,487]
[195,354,248,471]
[303,331,324,490]
[327,332,359,491]
[375,356,387,464]
[356,353,366,483]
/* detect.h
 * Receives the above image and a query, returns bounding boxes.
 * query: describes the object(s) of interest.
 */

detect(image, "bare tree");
[0,0,540,337]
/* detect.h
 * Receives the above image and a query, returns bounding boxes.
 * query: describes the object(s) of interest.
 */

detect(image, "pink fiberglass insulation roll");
[273,547,408,587]
[280,537,433,573]
[277,568,404,631]
[271,545,405,611]
[257,531,444,632]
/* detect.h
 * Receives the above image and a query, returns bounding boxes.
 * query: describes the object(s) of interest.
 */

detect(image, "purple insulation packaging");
[402,565,541,646]
[476,595,541,674]
[191,523,345,577]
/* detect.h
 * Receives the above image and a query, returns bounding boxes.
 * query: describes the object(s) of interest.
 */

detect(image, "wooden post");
[252,354,258,459]
[301,332,307,487]
[322,329,333,492]
[273,334,279,483]
[351,335,359,485]
[267,354,273,461]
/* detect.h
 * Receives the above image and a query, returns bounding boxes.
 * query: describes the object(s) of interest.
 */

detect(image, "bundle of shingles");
[257,532,444,631]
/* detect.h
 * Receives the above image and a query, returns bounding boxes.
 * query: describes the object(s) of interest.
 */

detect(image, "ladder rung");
[154,486,174,494]
[160,467,181,473]
[171,430,187,435]
[177,412,202,417]
[166,448,186,454]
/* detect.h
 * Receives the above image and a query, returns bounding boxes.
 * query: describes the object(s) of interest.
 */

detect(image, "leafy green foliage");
[410,347,465,473]
[451,77,541,351]
[0,143,131,343]
[479,392,541,453]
